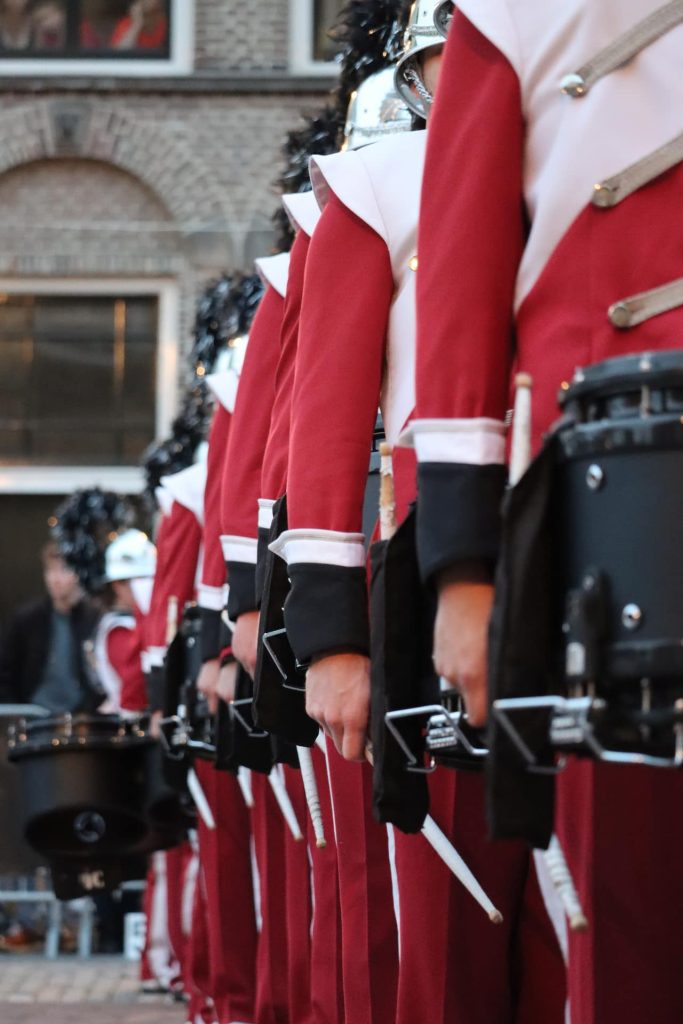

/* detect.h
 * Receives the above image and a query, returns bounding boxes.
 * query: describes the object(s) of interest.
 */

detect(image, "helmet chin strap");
[404,64,434,111]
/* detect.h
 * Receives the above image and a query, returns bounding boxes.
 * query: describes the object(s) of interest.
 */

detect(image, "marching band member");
[218,257,295,1024]
[273,10,565,1018]
[411,1,683,1020]
[95,528,156,714]
[197,362,259,1024]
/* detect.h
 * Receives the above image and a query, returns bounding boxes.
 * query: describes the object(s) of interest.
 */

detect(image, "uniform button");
[560,72,587,97]
[608,301,632,329]
[592,182,617,207]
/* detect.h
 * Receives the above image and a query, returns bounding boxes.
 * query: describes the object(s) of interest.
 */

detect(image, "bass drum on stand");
[8,713,154,860]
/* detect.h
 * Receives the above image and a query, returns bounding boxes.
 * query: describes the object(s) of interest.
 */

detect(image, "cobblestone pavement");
[0,956,185,1024]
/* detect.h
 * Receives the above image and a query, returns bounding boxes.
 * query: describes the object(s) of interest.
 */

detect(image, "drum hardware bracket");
[493,694,683,769]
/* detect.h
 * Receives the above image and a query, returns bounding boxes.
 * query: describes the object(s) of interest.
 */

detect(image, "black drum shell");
[8,716,154,860]
[555,417,683,673]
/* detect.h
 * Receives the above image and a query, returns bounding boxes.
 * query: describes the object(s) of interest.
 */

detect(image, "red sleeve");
[109,624,147,713]
[416,12,523,422]
[413,13,525,580]
[200,404,231,598]
[220,285,284,540]
[146,501,202,658]
[287,193,393,532]
[261,229,310,502]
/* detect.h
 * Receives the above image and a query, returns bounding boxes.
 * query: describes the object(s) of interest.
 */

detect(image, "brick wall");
[195,0,290,73]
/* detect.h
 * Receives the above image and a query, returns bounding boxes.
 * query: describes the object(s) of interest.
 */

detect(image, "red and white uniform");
[194,384,261,1024]
[273,129,565,1023]
[220,258,289,619]
[94,608,147,713]
[269,170,412,1022]
[144,462,209,1015]
[146,464,206,676]
[412,4,683,1022]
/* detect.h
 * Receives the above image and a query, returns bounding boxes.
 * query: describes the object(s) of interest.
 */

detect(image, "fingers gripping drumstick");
[297,745,326,848]
[510,374,588,932]
[377,443,503,922]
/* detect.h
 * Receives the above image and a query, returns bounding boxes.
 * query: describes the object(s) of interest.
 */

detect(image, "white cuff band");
[400,418,507,465]
[220,534,258,564]
[269,528,366,568]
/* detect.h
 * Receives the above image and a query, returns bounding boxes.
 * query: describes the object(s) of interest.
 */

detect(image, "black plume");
[190,272,265,376]
[272,104,341,252]
[52,488,135,593]
[331,0,407,111]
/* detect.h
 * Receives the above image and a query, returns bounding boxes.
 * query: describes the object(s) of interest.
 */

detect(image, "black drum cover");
[369,508,435,834]
[253,495,319,747]
[8,715,155,860]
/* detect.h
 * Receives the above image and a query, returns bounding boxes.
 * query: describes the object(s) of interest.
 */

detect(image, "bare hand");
[305,653,370,762]
[197,658,220,715]
[216,661,237,704]
[150,708,163,739]
[433,580,495,728]
[232,610,260,680]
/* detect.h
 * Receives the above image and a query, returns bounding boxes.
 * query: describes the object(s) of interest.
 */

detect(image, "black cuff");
[226,560,257,620]
[199,607,222,662]
[147,665,166,714]
[283,563,370,664]
[416,462,506,583]
[255,527,270,609]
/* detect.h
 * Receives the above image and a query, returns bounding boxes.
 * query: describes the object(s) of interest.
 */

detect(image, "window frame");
[0,276,179,495]
[289,0,340,76]
[0,0,194,78]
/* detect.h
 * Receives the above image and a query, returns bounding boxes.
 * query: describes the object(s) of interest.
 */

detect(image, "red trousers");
[251,770,290,1024]
[393,770,565,1024]
[282,765,314,1024]
[557,761,683,1024]
[309,744,345,1024]
[195,760,257,1024]
[325,738,398,1024]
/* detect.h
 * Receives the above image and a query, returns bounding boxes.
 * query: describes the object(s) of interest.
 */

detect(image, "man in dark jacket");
[0,541,101,710]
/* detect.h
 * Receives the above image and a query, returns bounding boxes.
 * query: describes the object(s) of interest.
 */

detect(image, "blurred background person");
[80,0,118,49]
[112,0,167,51]
[0,539,100,711]
[0,0,64,52]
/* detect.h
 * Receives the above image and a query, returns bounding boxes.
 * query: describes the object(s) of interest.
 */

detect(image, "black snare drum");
[495,349,683,768]
[8,713,154,859]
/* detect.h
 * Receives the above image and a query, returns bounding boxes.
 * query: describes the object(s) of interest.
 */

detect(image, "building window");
[0,0,193,76]
[0,293,158,467]
[290,0,344,74]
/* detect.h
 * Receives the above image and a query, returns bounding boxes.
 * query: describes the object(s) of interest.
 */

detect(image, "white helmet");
[105,529,156,583]
[395,0,443,118]
[343,67,413,151]
[434,0,453,38]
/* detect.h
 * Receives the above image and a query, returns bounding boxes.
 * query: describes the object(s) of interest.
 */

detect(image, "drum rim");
[559,349,683,408]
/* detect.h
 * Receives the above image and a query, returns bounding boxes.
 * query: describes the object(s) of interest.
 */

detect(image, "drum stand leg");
[45,897,61,959]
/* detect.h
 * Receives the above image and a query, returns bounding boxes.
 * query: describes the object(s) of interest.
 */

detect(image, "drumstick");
[365,745,502,923]
[297,745,326,848]
[237,766,254,809]
[375,443,503,922]
[509,373,588,932]
[165,595,179,646]
[268,766,304,841]
[542,836,588,932]
[509,372,533,487]
[379,441,398,541]
[187,767,216,830]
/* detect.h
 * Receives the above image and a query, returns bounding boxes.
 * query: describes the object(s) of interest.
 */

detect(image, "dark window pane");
[0,0,171,59]
[0,294,158,466]
[313,0,344,62]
